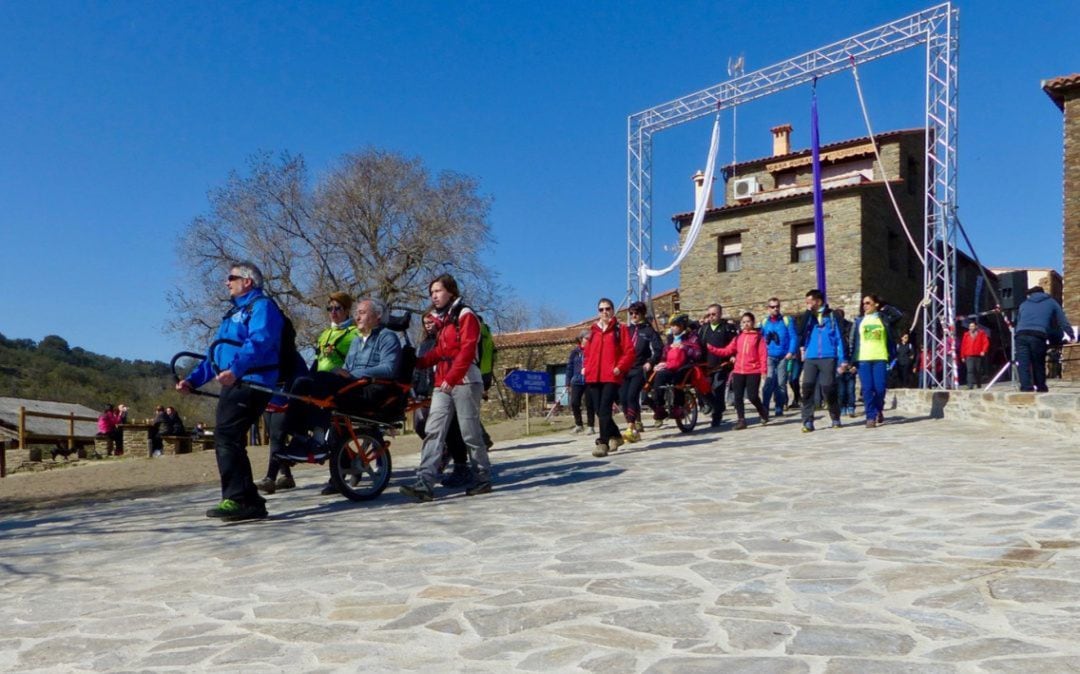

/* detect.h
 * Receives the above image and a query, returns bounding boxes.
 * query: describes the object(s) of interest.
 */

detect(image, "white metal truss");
[627,2,960,388]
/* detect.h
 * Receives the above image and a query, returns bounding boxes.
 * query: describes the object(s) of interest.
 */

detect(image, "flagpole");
[811,79,827,301]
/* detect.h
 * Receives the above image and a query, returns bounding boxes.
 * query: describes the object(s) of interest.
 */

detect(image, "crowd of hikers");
[173,260,1072,522]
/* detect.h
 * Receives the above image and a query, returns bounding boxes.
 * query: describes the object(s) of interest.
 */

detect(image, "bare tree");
[168,148,501,350]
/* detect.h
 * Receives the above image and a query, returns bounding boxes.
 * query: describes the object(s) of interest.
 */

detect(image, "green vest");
[315,324,359,372]
[857,314,889,362]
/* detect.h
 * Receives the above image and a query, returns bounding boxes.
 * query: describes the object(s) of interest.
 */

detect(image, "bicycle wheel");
[329,431,393,501]
[675,389,698,433]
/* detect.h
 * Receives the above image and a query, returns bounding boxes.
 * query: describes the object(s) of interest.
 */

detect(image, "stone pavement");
[3,411,1080,673]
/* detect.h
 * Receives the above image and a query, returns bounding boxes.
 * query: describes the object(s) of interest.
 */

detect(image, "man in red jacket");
[583,297,635,457]
[959,319,990,389]
[400,274,492,502]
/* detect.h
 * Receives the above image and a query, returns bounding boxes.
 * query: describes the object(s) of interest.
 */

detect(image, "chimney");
[771,124,793,156]
[692,170,714,209]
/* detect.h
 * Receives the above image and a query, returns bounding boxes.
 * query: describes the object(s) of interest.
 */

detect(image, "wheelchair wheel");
[329,431,392,502]
[675,390,698,433]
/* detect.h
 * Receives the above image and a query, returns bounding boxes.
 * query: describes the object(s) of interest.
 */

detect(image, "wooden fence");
[1,406,98,478]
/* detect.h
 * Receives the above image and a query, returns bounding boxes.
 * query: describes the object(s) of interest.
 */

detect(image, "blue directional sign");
[503,370,552,394]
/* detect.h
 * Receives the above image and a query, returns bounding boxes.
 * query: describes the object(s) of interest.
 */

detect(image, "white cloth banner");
[638,114,721,284]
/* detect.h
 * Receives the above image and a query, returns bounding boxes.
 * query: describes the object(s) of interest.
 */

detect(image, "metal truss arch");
[627,2,959,388]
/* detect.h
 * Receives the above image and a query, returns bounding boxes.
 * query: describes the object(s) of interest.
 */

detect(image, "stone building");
[1043,73,1080,379]
[673,125,991,329]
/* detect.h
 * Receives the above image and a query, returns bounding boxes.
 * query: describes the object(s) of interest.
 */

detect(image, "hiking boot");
[440,464,471,488]
[465,480,492,496]
[275,475,296,490]
[866,419,877,428]
[829,418,843,429]
[608,435,625,452]
[710,417,723,429]
[802,422,814,433]
[207,498,266,520]
[572,425,585,435]
[635,421,644,433]
[876,413,885,425]
[320,481,339,496]
[206,499,241,518]
[223,502,268,522]
[399,482,434,502]
[255,477,276,495]
[734,419,747,430]
[621,427,641,443]
[588,426,596,435]
[760,414,769,426]
[591,440,609,458]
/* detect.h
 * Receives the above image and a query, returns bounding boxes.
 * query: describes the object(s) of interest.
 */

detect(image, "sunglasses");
[767,305,780,309]
[598,307,614,313]
[326,305,345,312]
[862,300,875,305]
[226,274,245,282]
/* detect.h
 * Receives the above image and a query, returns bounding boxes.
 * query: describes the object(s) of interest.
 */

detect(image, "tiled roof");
[493,290,679,349]
[0,397,101,438]
[673,178,904,225]
[721,128,922,175]
[1043,74,1080,110]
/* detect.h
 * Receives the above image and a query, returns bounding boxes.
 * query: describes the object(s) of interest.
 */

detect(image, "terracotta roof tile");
[1043,73,1080,110]
[673,178,904,225]
[493,289,678,348]
[721,128,922,175]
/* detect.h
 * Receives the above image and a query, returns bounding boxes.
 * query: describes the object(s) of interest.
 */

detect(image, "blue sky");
[1,0,1077,362]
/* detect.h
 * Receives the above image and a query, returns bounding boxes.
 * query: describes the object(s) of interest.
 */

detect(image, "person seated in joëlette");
[277,298,402,461]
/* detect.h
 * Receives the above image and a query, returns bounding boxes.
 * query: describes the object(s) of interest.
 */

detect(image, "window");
[719,234,742,272]
[888,231,900,271]
[792,223,816,263]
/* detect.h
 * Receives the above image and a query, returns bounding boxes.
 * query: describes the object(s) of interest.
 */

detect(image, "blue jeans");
[762,356,790,413]
[857,361,888,422]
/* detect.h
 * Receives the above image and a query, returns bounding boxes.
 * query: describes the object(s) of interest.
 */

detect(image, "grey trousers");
[416,383,490,489]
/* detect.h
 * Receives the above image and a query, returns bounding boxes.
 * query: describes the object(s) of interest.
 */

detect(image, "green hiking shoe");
[206,499,242,518]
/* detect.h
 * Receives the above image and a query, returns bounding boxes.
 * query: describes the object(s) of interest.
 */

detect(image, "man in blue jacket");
[797,289,848,432]
[760,297,798,418]
[1015,287,1075,392]
[177,261,284,521]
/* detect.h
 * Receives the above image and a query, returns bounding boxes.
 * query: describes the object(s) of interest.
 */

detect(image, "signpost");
[503,370,552,435]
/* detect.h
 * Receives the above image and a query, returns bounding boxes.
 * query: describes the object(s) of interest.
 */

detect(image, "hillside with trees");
[0,333,215,424]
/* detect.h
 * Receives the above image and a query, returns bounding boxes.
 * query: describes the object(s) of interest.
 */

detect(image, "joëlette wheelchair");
[643,363,715,433]
[170,316,421,502]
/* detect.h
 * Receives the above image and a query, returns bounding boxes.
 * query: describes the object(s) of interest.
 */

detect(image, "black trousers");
[262,410,293,481]
[285,373,397,441]
[800,358,839,424]
[570,384,595,428]
[731,373,767,420]
[709,369,728,421]
[587,382,621,443]
[215,385,272,505]
[964,356,984,388]
[1016,333,1049,392]
[619,369,647,424]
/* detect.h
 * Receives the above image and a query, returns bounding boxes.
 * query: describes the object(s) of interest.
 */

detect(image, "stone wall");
[1064,93,1080,329]
[890,388,1076,438]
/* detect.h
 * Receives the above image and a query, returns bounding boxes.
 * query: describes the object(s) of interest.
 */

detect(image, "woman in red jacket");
[707,312,769,429]
[583,297,635,457]
[959,319,990,389]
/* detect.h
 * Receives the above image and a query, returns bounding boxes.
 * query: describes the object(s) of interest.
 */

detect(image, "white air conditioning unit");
[732,176,760,200]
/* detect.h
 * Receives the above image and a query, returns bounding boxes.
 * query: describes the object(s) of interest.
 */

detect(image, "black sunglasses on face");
[768,305,779,309]
[326,305,345,312]
[598,307,614,312]
[227,274,244,282]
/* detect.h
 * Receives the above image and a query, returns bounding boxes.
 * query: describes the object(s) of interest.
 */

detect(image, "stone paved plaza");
[3,410,1080,673]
